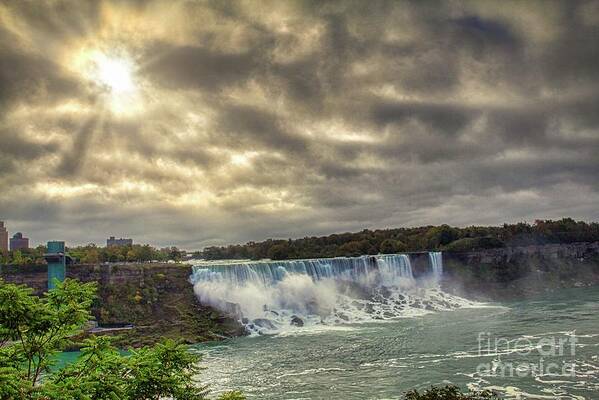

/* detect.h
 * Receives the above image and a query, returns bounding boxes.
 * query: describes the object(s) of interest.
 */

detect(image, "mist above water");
[190,252,472,334]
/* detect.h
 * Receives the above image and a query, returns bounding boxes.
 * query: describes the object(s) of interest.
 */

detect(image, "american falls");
[190,252,471,334]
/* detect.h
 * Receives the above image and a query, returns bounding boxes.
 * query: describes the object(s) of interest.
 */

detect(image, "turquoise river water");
[194,286,599,399]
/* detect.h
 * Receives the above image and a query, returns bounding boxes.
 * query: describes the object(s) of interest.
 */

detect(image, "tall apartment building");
[10,232,29,251]
[107,236,133,247]
[0,221,8,252]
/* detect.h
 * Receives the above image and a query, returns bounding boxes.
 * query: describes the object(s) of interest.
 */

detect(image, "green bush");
[443,237,505,252]
[404,385,498,400]
[0,278,243,400]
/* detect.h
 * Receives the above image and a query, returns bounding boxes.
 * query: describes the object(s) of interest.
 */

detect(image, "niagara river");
[190,254,599,399]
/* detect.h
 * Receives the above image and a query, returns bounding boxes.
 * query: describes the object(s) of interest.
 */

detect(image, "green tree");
[0,250,8,265]
[0,279,244,400]
[404,385,497,399]
[395,240,408,252]
[126,249,138,262]
[163,247,184,262]
[138,244,154,262]
[11,250,24,265]
[267,243,290,260]
[379,239,398,254]
[0,278,96,395]
[336,241,362,257]
[82,246,100,264]
[425,225,460,249]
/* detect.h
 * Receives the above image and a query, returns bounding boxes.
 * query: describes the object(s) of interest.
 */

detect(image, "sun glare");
[96,56,135,94]
[74,49,143,116]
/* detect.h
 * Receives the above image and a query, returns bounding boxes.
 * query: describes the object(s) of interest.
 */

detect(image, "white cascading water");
[190,252,470,334]
[428,251,443,283]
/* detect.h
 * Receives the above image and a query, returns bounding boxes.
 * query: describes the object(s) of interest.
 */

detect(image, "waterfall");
[191,254,413,287]
[428,251,443,282]
[191,252,465,334]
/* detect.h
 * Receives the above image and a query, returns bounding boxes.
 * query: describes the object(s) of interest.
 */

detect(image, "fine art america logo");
[476,332,577,377]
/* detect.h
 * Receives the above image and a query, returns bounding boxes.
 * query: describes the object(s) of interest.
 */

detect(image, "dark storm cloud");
[143,43,261,90]
[370,100,476,135]
[0,128,59,161]
[0,44,81,108]
[0,0,598,248]
[540,2,599,87]
[214,104,309,155]
[555,93,599,131]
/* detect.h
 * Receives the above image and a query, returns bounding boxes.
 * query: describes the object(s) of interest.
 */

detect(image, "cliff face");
[442,242,599,300]
[0,264,48,294]
[0,263,245,347]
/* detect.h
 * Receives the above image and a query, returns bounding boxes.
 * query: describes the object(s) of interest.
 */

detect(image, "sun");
[73,49,143,116]
[95,56,135,94]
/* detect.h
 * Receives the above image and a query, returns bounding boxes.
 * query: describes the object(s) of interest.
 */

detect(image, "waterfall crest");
[191,252,468,334]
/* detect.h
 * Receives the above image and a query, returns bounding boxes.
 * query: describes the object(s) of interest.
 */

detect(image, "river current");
[195,286,599,399]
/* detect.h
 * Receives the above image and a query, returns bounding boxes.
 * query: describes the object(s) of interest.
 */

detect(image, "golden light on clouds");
[0,0,597,247]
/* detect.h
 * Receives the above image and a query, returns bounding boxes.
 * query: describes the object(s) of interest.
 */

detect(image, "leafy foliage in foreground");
[0,278,244,400]
[404,385,498,400]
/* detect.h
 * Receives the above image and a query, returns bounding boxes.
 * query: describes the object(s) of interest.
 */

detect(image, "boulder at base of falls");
[337,313,350,321]
[224,302,243,319]
[253,318,277,330]
[290,315,304,327]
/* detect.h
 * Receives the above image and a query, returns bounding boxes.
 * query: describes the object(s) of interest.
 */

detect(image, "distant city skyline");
[1,1,598,249]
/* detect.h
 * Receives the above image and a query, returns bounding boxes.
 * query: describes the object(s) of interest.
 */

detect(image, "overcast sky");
[0,0,598,249]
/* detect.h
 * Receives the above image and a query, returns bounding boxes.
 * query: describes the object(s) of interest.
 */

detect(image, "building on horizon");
[107,236,133,247]
[0,221,8,253]
[10,232,29,251]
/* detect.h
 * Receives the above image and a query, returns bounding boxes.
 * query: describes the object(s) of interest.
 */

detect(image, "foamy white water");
[190,253,473,334]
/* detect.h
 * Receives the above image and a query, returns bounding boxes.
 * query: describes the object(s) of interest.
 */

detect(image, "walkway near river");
[89,324,134,333]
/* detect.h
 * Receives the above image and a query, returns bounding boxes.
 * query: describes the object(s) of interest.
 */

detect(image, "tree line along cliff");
[200,218,599,260]
[2,218,597,266]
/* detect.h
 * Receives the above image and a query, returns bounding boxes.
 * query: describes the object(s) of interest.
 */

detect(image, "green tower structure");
[44,241,72,290]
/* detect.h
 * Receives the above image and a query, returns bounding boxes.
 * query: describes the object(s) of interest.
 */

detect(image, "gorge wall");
[442,242,599,300]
